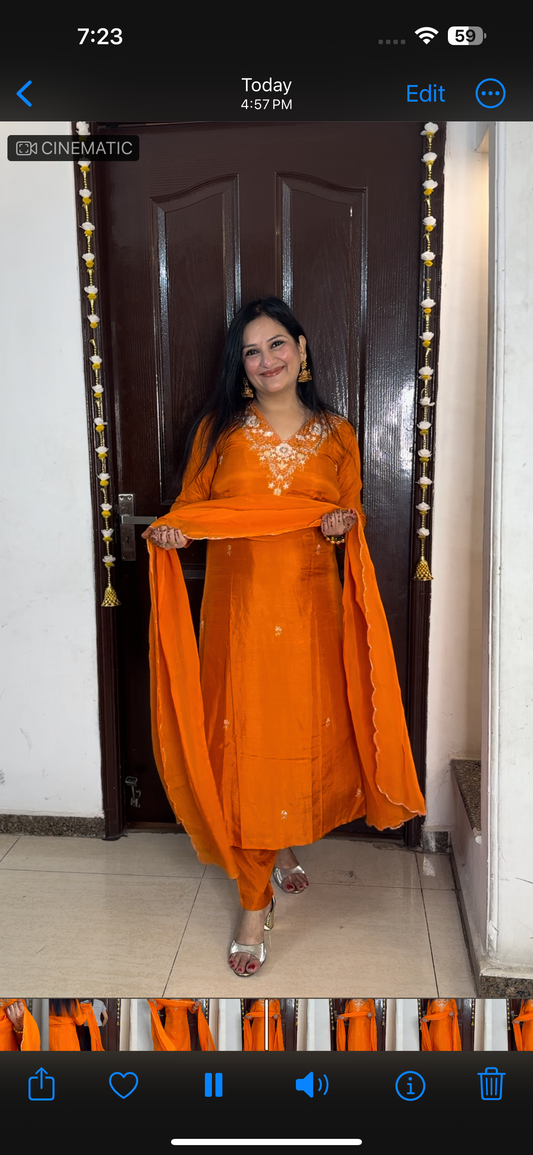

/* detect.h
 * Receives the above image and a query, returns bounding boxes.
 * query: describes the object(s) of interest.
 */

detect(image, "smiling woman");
[143,296,425,978]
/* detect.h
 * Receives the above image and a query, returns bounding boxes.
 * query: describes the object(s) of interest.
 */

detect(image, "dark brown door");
[92,121,432,834]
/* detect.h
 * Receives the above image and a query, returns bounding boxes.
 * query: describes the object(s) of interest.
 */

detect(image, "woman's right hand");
[6,1000,25,1033]
[142,525,190,549]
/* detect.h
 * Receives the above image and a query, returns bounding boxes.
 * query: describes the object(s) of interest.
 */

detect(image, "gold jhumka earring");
[297,358,312,383]
[242,376,254,397]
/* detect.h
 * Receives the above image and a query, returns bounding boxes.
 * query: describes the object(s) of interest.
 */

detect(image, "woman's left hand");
[320,509,357,538]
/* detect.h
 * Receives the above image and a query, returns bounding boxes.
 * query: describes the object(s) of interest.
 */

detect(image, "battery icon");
[478,1067,505,1101]
[448,26,486,45]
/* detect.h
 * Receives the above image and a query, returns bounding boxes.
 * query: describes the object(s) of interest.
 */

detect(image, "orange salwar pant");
[233,847,276,910]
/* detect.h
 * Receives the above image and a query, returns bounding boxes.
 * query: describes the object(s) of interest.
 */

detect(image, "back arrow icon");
[17,81,32,107]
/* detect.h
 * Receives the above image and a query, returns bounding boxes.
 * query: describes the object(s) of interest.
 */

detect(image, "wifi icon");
[415,27,439,44]
[295,1071,329,1098]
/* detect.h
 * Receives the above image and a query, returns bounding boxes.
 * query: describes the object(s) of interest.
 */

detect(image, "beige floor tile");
[0,834,20,861]
[293,839,420,889]
[165,877,438,998]
[423,889,477,996]
[416,852,454,890]
[204,838,420,889]
[0,831,204,877]
[0,871,201,995]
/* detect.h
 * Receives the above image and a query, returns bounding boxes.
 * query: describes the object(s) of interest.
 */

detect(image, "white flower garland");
[414,121,439,581]
[76,122,120,607]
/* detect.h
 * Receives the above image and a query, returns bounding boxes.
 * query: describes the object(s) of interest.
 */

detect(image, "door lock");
[125,775,141,808]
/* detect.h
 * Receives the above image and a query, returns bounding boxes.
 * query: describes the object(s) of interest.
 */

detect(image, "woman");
[147,999,216,1051]
[335,998,377,1051]
[48,999,104,1051]
[421,999,462,1051]
[0,999,40,1050]
[144,297,425,976]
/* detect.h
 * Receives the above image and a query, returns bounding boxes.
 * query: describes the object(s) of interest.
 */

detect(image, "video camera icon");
[295,1071,329,1098]
[15,141,38,156]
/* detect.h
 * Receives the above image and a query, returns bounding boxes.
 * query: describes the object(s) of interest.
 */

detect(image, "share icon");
[295,1071,329,1098]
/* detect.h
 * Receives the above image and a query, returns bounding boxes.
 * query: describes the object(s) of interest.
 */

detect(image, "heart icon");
[109,1071,139,1098]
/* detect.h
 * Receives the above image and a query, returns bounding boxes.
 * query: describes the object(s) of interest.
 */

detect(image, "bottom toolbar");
[3,1052,527,1152]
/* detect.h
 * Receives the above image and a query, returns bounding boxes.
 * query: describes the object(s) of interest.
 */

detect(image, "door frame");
[75,121,444,845]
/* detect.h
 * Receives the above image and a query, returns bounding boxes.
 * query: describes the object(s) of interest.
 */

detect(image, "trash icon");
[478,1067,505,1100]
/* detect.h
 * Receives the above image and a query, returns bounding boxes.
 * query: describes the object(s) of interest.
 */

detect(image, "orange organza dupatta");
[512,1000,533,1051]
[49,1001,104,1051]
[0,999,41,1051]
[147,496,425,872]
[421,1000,462,1051]
[243,999,284,1051]
[148,999,216,1051]
[336,999,377,1051]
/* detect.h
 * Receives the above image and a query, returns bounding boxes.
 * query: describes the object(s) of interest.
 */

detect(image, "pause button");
[204,1072,223,1098]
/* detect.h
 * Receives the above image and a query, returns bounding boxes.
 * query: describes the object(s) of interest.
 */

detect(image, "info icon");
[395,1070,426,1101]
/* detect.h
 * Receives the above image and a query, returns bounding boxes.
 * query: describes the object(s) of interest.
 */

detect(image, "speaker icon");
[295,1071,329,1098]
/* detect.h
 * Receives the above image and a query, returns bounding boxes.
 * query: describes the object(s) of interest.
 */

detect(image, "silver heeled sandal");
[228,897,275,978]
[272,861,309,894]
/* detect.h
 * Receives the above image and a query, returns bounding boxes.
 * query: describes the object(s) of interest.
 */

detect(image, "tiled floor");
[0,832,475,997]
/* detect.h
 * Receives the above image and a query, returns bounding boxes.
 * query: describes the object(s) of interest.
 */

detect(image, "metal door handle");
[118,494,156,561]
[120,514,156,525]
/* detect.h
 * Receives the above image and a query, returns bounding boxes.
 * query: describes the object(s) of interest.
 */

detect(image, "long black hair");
[50,999,77,1016]
[178,297,341,485]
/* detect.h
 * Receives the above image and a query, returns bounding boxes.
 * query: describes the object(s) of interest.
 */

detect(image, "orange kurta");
[336,998,377,1051]
[48,1001,104,1051]
[0,999,41,1051]
[243,999,284,1051]
[148,409,425,871]
[148,999,216,1051]
[512,999,533,1051]
[421,999,462,1051]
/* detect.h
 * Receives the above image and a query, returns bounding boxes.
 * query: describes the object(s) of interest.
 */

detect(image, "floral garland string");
[76,122,120,607]
[414,120,439,582]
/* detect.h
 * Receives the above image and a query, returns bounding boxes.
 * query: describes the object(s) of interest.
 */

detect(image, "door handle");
[120,515,156,525]
[118,494,156,561]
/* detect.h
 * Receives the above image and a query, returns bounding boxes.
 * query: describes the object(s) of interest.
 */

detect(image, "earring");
[297,358,312,383]
[242,377,254,398]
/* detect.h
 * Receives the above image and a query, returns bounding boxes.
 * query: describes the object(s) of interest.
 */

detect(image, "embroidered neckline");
[243,404,329,495]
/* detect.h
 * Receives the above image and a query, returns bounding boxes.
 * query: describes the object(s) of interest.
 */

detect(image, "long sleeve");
[171,419,219,511]
[336,421,366,527]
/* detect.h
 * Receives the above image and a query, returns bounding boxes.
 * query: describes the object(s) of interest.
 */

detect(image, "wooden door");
[88,121,437,836]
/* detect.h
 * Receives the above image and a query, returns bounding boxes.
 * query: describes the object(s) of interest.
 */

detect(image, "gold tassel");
[414,558,433,581]
[101,569,121,607]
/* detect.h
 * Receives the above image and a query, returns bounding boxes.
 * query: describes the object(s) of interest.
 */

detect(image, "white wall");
[425,121,488,829]
[483,123,533,972]
[0,123,102,817]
